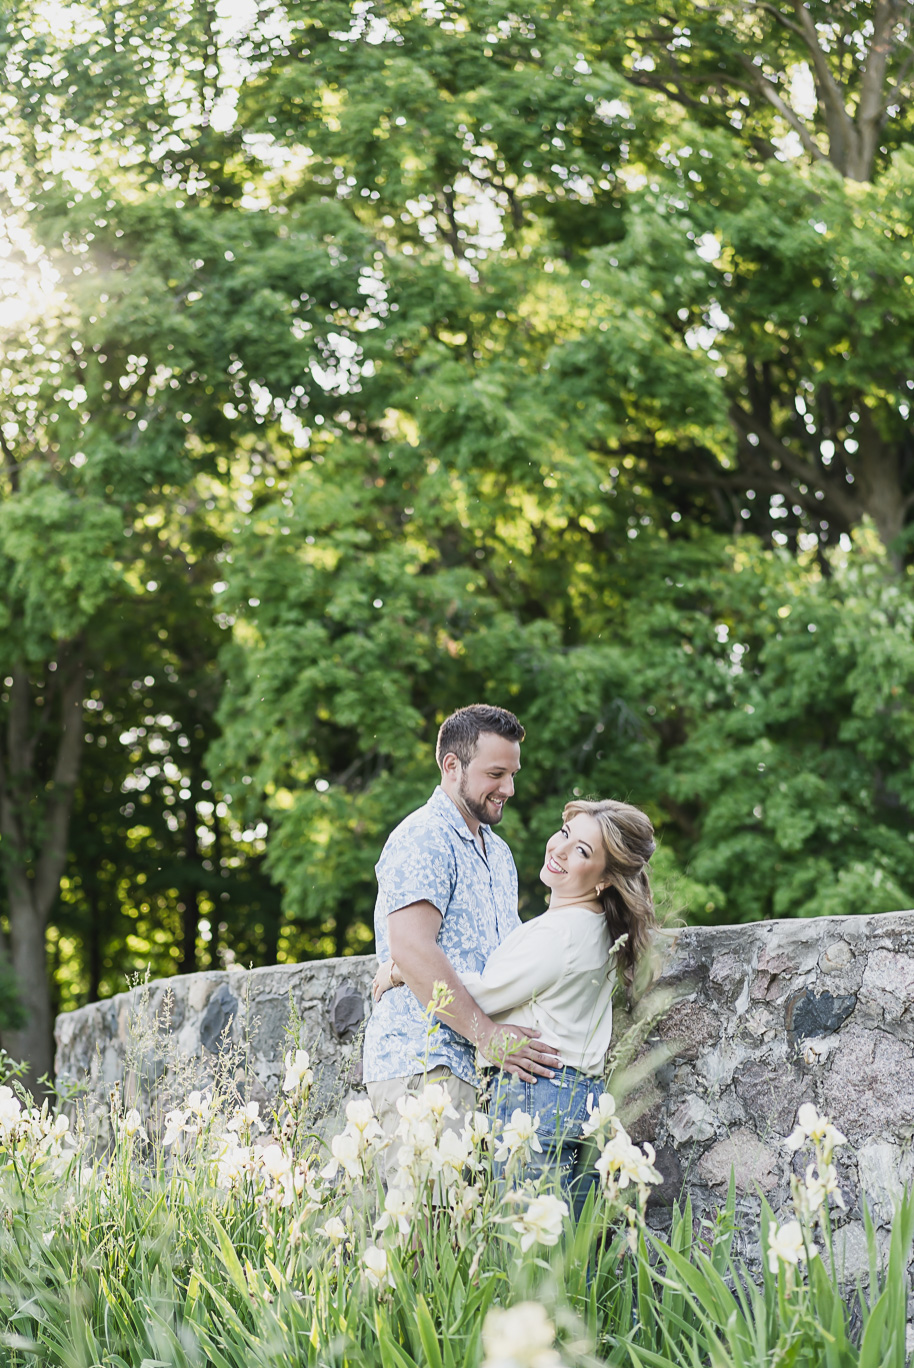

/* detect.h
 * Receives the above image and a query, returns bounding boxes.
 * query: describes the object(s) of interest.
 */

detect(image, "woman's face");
[540,812,606,901]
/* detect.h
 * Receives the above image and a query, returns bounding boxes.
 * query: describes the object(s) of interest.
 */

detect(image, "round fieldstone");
[697,1129,779,1194]
[822,1024,914,1142]
[329,982,366,1041]
[732,1059,808,1137]
[656,1000,720,1062]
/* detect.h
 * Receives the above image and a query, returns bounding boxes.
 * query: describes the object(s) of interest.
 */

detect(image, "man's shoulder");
[380,794,459,856]
[388,798,454,837]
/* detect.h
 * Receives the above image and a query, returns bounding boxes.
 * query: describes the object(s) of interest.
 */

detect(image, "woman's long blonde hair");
[562,797,656,996]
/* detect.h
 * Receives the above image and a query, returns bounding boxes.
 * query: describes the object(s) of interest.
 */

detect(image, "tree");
[581,1,914,557]
[634,537,914,921]
[0,0,372,1079]
[210,0,914,932]
[236,0,914,561]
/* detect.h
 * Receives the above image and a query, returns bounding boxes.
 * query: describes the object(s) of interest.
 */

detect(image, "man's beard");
[457,776,503,826]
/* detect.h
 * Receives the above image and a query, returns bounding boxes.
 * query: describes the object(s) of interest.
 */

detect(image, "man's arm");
[387,901,561,1084]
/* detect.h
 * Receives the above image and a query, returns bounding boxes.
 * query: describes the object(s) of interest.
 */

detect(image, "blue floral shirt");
[362,786,520,1086]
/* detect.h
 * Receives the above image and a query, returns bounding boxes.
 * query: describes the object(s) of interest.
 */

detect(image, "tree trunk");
[3,887,53,1084]
[850,415,908,570]
[0,654,85,1092]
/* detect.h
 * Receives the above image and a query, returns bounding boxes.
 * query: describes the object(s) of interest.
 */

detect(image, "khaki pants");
[367,1066,478,1189]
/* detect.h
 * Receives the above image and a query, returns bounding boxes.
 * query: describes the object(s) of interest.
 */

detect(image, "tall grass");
[0,1026,910,1368]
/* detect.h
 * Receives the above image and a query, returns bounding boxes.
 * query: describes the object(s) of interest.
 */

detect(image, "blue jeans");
[485,1066,600,1221]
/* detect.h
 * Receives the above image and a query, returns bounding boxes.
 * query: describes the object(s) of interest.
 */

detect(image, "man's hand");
[371,959,404,1002]
[479,1023,561,1084]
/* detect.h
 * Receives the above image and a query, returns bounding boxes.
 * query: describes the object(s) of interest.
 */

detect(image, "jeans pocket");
[530,1071,582,1142]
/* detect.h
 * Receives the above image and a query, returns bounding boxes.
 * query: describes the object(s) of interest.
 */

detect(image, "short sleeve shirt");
[361,786,520,1087]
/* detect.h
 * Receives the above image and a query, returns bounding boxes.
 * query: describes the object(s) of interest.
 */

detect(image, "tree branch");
[884,40,914,108]
[848,0,900,178]
[789,0,858,173]
[624,71,708,113]
[754,2,807,41]
[860,0,896,120]
[728,405,864,526]
[790,0,851,112]
[736,55,830,163]
[589,432,835,523]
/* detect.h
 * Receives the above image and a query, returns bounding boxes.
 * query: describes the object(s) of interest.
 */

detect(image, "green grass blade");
[205,1217,251,1302]
[375,1309,420,1368]
[413,1295,444,1368]
[858,1290,890,1368]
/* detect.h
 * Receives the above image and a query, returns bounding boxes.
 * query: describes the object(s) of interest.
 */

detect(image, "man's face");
[453,732,521,828]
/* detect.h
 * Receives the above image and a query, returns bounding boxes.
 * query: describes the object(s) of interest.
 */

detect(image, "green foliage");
[228,0,914,555]
[0,481,124,651]
[213,478,914,927]
[652,552,914,922]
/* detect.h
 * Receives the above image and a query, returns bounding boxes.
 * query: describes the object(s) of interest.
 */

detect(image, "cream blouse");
[458,904,617,1077]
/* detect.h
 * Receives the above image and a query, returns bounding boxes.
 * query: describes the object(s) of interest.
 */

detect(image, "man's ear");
[440,751,461,778]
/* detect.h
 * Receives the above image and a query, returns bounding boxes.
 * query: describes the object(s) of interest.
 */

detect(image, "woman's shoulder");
[557,907,616,959]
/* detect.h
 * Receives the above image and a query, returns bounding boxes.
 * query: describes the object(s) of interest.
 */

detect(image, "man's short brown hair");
[435,704,525,768]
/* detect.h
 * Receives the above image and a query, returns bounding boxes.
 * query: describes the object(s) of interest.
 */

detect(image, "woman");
[373,797,656,1216]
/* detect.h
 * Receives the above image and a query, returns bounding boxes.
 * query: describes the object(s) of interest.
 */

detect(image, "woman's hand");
[371,959,404,1002]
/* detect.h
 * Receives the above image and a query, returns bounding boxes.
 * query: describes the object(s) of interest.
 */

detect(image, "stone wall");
[638,910,914,1270]
[55,958,376,1121]
[55,909,914,1268]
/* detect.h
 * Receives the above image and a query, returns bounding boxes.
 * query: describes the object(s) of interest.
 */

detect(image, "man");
[362,703,560,1171]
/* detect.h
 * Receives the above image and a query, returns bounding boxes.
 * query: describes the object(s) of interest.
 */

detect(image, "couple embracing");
[362,703,656,1216]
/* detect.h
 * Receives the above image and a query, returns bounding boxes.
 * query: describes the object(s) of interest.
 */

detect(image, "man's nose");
[500,775,515,797]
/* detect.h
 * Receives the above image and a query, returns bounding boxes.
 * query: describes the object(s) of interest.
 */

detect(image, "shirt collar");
[428,785,489,843]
